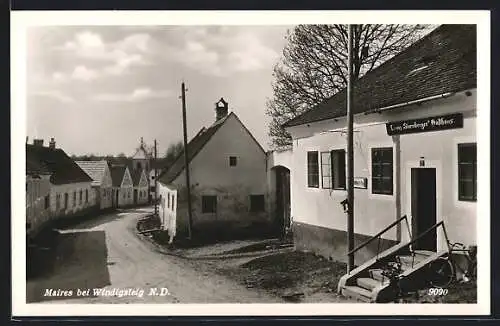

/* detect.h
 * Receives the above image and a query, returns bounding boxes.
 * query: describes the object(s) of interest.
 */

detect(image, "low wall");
[292,221,398,266]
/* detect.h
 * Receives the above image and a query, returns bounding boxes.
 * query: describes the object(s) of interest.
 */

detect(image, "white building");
[157,98,270,241]
[26,138,96,228]
[75,160,113,210]
[280,25,477,265]
[110,165,134,208]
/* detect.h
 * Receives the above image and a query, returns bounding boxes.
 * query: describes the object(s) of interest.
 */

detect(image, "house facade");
[26,156,52,238]
[75,160,113,210]
[110,165,134,207]
[26,138,96,228]
[130,167,149,205]
[131,137,153,202]
[158,98,270,240]
[281,25,477,265]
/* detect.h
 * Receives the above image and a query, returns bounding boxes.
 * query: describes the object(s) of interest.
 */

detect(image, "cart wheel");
[428,257,454,288]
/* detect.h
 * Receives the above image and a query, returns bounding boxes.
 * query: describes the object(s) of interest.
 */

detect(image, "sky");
[26,25,291,157]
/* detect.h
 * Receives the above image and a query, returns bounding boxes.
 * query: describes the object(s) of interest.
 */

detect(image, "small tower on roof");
[215,97,229,122]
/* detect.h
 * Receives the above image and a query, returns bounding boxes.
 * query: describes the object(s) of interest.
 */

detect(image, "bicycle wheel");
[428,257,455,288]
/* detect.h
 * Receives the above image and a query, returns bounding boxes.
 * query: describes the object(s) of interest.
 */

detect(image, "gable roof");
[75,160,109,187]
[109,165,127,187]
[283,24,477,128]
[158,112,266,185]
[26,144,93,185]
[158,114,230,185]
[26,156,51,176]
[130,168,145,186]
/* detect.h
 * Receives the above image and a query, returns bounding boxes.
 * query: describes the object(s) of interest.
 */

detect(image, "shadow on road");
[26,230,111,303]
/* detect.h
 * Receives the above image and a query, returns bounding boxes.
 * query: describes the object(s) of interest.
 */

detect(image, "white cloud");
[165,27,280,77]
[55,31,152,78]
[30,90,75,103]
[92,87,172,102]
[71,65,99,81]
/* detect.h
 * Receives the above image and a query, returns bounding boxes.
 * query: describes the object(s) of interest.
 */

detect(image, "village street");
[26,207,282,304]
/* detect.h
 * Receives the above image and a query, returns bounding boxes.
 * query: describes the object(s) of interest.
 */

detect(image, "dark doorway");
[115,190,119,208]
[133,189,138,204]
[411,168,437,251]
[274,166,291,236]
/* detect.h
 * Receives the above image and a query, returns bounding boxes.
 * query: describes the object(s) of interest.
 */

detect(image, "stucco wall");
[157,182,177,241]
[49,181,97,219]
[26,174,52,237]
[287,90,477,259]
[172,114,270,237]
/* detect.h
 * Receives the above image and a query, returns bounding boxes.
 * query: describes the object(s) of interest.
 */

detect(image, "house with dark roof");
[26,146,53,237]
[75,160,113,210]
[109,164,134,207]
[26,138,96,236]
[127,163,149,206]
[280,25,477,265]
[157,98,270,242]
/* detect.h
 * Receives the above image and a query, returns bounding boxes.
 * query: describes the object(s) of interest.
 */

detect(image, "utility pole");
[347,24,355,273]
[181,82,193,240]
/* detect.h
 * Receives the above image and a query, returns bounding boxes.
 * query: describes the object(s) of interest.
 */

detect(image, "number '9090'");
[428,288,449,296]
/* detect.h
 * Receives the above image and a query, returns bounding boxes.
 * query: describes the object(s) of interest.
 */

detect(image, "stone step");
[369,269,387,282]
[413,250,436,257]
[341,285,373,302]
[356,277,384,291]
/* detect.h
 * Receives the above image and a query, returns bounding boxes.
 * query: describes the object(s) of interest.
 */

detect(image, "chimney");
[49,138,56,149]
[215,97,228,121]
[33,139,44,147]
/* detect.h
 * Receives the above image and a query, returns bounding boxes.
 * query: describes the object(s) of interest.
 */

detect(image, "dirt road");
[27,207,282,304]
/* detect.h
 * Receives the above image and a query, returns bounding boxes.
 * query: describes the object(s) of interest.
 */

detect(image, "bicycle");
[427,242,477,288]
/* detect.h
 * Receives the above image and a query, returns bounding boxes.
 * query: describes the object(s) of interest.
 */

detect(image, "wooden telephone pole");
[347,24,355,272]
[181,82,193,240]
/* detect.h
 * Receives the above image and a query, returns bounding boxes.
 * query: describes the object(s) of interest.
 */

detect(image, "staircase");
[337,218,452,303]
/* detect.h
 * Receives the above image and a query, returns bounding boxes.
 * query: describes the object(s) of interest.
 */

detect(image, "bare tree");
[164,141,184,168]
[266,24,435,148]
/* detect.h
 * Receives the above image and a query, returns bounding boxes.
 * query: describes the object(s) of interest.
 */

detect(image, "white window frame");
[368,143,396,201]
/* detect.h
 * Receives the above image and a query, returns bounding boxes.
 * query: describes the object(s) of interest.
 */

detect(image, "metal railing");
[347,215,412,261]
[400,220,452,270]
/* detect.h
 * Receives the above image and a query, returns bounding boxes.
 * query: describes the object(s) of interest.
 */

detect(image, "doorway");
[411,168,437,251]
[274,166,291,236]
[134,189,138,204]
[115,190,119,208]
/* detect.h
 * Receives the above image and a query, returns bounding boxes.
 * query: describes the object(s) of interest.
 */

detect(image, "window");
[44,195,50,209]
[73,192,77,206]
[229,156,237,167]
[202,195,217,213]
[85,189,88,203]
[56,194,60,210]
[172,195,175,210]
[79,190,83,204]
[458,143,477,201]
[322,150,346,190]
[64,193,68,208]
[307,151,319,188]
[250,195,265,212]
[321,152,332,189]
[167,193,170,208]
[371,147,393,195]
[331,149,346,190]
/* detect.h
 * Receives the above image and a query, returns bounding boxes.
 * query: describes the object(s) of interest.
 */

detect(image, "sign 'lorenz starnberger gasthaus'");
[385,113,464,136]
